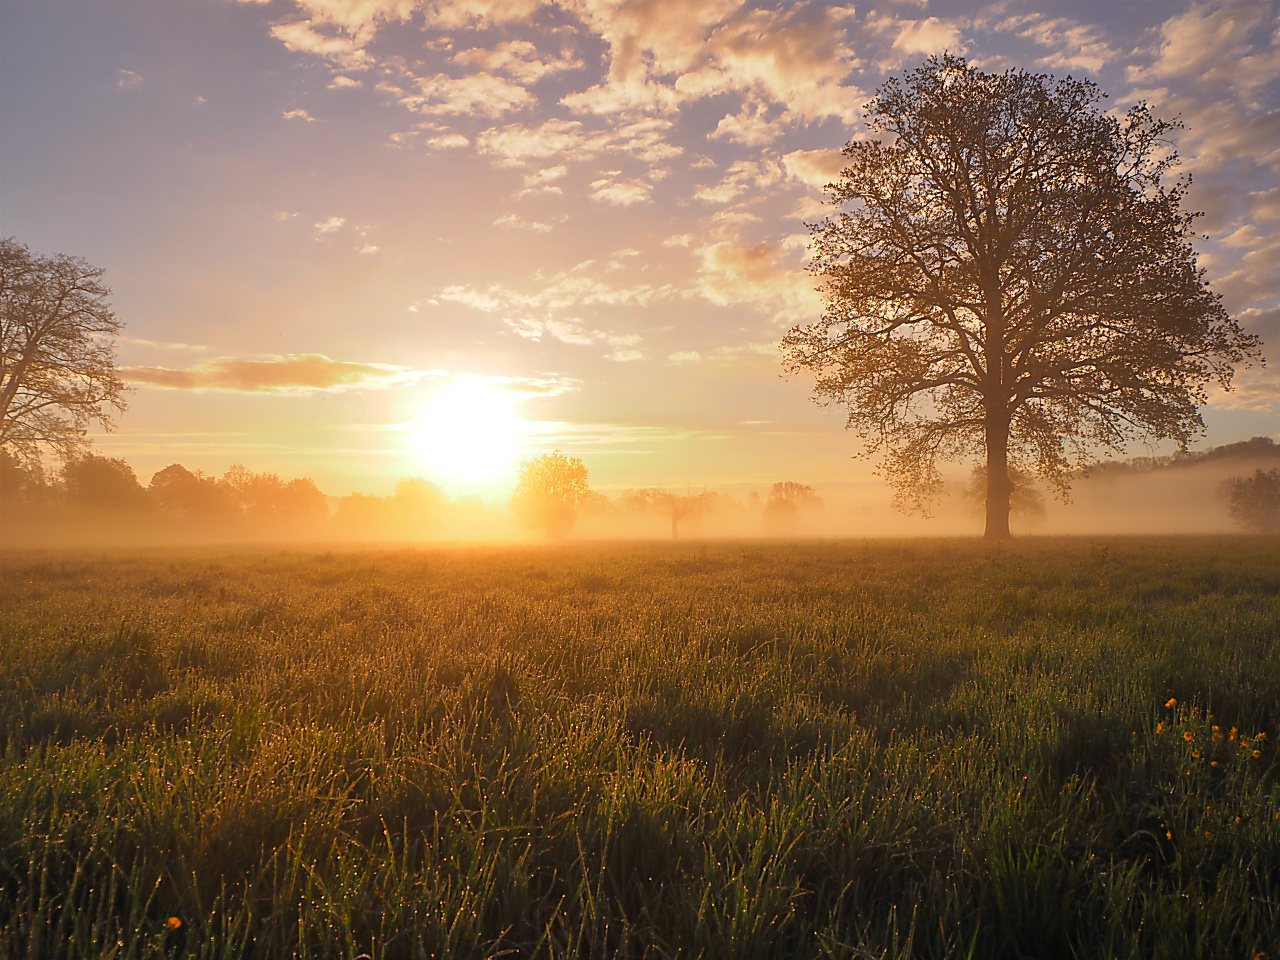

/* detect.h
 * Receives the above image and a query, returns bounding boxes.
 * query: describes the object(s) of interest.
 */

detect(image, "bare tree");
[782,56,1261,539]
[510,450,591,538]
[0,239,128,464]
[621,488,714,538]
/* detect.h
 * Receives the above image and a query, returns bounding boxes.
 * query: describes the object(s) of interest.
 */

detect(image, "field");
[0,540,1278,959]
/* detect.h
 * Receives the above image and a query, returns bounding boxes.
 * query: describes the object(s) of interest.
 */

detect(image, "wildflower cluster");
[1153,696,1269,771]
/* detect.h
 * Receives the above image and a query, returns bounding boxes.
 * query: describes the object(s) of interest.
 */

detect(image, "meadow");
[0,539,1277,959]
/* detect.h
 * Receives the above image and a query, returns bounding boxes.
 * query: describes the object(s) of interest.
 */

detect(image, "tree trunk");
[984,412,1012,540]
[671,513,679,538]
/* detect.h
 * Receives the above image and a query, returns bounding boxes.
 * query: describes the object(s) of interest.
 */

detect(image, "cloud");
[873,14,966,67]
[314,216,346,235]
[477,118,591,163]
[589,174,652,206]
[668,350,701,362]
[986,12,1114,73]
[439,261,670,314]
[116,69,144,91]
[329,75,362,88]
[672,3,863,124]
[694,239,820,321]
[427,132,470,149]
[283,108,318,121]
[710,103,782,146]
[782,148,845,190]
[505,316,644,356]
[452,40,583,84]
[269,20,371,68]
[1133,2,1280,94]
[563,1,861,125]
[423,0,546,28]
[693,160,783,204]
[475,116,680,167]
[518,164,568,195]
[494,213,553,231]
[122,354,437,393]
[400,72,534,117]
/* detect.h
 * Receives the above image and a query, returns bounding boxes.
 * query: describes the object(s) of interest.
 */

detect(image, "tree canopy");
[0,238,128,464]
[782,55,1261,539]
[1226,469,1280,534]
[510,451,591,538]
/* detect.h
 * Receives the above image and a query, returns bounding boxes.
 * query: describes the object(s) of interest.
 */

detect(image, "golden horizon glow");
[415,381,523,482]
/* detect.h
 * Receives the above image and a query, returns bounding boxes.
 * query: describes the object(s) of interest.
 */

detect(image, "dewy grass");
[0,538,1277,959]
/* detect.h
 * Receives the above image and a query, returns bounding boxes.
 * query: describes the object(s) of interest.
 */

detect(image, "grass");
[0,538,1277,959]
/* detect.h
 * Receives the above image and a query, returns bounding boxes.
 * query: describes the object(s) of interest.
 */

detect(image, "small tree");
[783,55,1261,540]
[510,450,590,538]
[1,239,128,464]
[1226,469,1280,534]
[764,481,824,534]
[621,488,714,538]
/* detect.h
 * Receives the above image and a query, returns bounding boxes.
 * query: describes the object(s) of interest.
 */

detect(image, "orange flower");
[1230,727,1238,741]
[1213,733,1224,743]
[1192,750,1200,758]
[1254,750,1263,759]
[1165,697,1177,708]
[1211,761,1219,767]
[167,917,182,930]
[1212,725,1220,732]
[1157,722,1165,734]
[1240,738,1249,748]
[1183,731,1193,742]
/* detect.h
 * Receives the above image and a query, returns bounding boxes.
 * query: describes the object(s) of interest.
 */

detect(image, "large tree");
[510,450,591,538]
[782,55,1261,539]
[0,238,128,464]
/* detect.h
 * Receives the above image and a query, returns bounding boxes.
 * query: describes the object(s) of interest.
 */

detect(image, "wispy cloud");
[122,354,442,393]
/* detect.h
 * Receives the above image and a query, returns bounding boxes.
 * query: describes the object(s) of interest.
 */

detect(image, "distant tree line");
[0,447,830,545]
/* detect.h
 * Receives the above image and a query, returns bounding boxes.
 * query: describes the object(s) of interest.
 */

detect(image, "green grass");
[0,538,1277,959]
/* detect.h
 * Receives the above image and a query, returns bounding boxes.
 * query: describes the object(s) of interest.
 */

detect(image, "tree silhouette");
[621,488,713,538]
[1226,469,1280,534]
[510,451,590,538]
[763,481,823,534]
[149,464,238,526]
[62,454,145,512]
[783,55,1261,539]
[1,239,128,464]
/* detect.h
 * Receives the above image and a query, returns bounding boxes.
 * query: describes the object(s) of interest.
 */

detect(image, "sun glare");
[416,381,523,481]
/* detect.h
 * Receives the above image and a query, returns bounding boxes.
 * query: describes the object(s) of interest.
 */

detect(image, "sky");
[2,0,1279,501]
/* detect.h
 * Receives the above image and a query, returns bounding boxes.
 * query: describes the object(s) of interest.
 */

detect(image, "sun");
[416,381,523,481]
